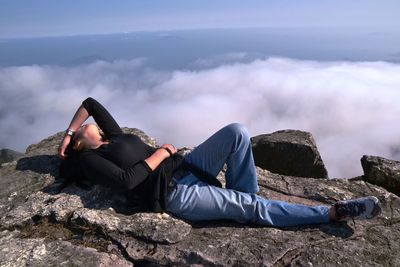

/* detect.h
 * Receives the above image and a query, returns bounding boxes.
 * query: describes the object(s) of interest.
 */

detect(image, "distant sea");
[1,27,399,69]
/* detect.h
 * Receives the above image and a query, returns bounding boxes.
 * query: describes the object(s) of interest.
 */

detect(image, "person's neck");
[92,139,109,149]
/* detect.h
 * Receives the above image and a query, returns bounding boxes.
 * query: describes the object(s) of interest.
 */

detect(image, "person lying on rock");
[58,97,382,228]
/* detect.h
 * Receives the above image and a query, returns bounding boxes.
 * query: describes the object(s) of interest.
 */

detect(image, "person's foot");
[333,196,382,221]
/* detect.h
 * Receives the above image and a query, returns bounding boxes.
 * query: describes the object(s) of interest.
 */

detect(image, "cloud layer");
[1,56,399,178]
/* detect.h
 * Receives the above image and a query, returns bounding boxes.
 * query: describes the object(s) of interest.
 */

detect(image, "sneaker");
[334,196,382,221]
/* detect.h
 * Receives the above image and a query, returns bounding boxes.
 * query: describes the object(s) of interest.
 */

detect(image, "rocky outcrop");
[361,155,400,196]
[0,148,24,164]
[0,127,399,266]
[251,129,328,178]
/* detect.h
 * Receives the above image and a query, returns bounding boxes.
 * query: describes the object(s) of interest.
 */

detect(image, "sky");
[0,0,399,38]
[1,1,400,179]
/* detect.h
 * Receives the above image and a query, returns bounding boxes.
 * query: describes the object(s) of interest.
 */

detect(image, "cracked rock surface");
[1,127,399,266]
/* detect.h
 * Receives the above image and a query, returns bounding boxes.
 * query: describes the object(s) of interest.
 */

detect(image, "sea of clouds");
[1,56,399,178]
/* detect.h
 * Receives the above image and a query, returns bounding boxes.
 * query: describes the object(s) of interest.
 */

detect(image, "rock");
[0,229,133,266]
[120,126,159,148]
[0,155,57,218]
[251,129,329,178]
[0,127,399,266]
[0,190,84,228]
[361,155,400,196]
[0,148,24,164]
[70,208,192,244]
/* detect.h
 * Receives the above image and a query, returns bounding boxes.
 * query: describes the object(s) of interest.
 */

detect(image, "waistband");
[167,168,191,193]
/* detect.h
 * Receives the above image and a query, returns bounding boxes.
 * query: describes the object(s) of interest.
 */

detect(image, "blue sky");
[1,0,399,38]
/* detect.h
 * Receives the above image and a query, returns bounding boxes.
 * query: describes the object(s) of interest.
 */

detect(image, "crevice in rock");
[280,175,292,195]
[260,183,294,197]
[67,216,169,266]
[107,235,165,267]
[363,181,376,194]
[271,245,303,267]
[176,250,225,267]
[271,236,337,266]
[13,216,116,254]
[260,183,336,204]
[388,198,395,218]
[3,213,168,267]
[380,217,400,226]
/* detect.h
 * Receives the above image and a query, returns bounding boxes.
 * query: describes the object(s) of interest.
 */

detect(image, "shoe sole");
[366,196,382,219]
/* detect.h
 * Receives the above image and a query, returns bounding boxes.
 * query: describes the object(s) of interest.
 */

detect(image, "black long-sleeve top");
[78,97,186,212]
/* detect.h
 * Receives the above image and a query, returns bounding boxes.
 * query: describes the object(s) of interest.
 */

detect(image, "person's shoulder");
[78,150,105,170]
[112,132,128,136]
[110,132,139,139]
[79,149,98,160]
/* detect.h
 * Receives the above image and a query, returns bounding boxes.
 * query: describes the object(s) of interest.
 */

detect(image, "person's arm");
[65,103,90,134]
[81,97,123,138]
[80,151,157,190]
[58,103,89,159]
[80,147,171,191]
[58,97,123,159]
[144,147,171,171]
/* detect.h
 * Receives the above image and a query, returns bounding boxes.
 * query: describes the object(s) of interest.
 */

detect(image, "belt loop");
[167,177,178,193]
[168,168,190,194]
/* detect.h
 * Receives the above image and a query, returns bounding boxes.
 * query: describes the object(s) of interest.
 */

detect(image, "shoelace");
[336,201,366,220]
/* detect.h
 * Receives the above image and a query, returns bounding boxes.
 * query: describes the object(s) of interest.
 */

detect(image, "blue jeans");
[165,122,331,227]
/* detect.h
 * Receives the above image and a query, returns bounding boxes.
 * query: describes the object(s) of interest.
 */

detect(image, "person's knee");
[226,122,250,138]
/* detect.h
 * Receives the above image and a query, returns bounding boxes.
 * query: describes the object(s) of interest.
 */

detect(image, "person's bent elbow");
[118,160,153,190]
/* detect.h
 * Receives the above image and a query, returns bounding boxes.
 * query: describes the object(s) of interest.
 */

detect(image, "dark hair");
[58,136,85,185]
[58,125,108,187]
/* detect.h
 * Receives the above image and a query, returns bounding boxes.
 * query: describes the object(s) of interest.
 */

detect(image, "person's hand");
[58,135,71,160]
[161,143,177,156]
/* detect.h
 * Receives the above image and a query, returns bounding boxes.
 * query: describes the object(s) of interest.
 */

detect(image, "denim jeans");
[165,122,331,227]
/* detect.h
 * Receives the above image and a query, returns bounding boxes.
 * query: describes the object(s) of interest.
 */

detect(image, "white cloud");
[1,56,399,178]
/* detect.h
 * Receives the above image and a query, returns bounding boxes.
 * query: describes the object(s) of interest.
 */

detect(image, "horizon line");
[1,25,395,41]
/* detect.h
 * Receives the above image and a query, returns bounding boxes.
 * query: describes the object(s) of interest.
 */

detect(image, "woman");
[58,97,382,227]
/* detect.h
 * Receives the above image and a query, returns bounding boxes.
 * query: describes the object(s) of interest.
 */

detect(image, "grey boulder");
[361,154,400,196]
[251,129,328,178]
